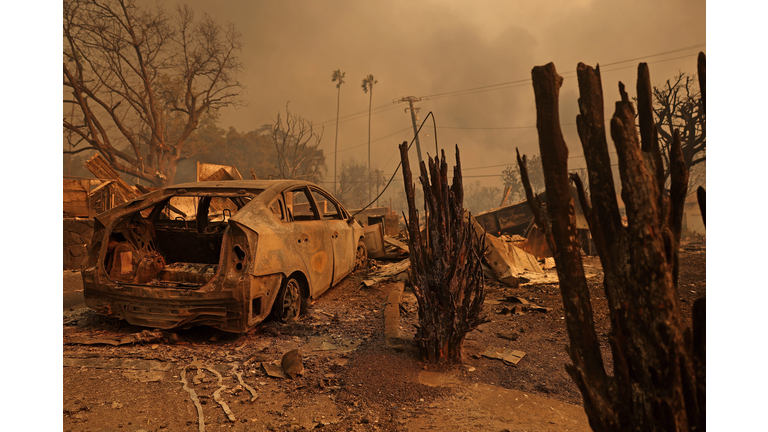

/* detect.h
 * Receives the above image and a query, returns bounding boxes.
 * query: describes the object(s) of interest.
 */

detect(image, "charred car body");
[81,180,367,333]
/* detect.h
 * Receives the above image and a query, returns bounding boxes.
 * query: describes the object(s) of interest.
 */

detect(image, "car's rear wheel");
[354,240,368,270]
[276,277,301,322]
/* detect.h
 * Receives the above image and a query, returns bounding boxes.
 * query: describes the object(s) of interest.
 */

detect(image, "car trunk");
[102,193,255,289]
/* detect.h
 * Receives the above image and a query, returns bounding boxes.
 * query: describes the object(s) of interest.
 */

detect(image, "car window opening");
[287,188,320,221]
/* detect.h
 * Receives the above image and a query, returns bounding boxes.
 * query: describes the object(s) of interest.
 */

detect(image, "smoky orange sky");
[143,0,706,194]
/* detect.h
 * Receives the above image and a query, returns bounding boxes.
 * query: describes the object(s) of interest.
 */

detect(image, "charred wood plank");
[84,153,138,204]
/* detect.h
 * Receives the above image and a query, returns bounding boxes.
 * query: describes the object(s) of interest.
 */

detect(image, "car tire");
[354,239,368,270]
[276,277,302,323]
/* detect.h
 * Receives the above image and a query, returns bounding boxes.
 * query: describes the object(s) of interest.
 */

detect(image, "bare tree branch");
[268,105,326,183]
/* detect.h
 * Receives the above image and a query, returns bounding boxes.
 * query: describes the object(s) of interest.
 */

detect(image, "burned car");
[81,180,367,332]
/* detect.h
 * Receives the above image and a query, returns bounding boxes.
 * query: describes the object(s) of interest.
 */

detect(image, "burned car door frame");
[283,186,335,300]
[307,186,357,286]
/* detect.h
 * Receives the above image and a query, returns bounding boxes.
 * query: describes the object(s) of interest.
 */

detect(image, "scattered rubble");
[504,296,553,313]
[63,244,705,431]
[361,258,410,287]
[262,361,290,380]
[469,215,545,288]
[65,329,167,346]
[363,223,410,260]
[481,347,527,366]
[63,356,172,372]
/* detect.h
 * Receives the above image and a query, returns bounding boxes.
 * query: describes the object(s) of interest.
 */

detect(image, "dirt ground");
[63,249,705,431]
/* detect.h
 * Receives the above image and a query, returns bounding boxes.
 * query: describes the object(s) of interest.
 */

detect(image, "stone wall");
[64,218,94,270]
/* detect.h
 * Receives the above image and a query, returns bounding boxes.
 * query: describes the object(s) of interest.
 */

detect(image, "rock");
[281,349,304,379]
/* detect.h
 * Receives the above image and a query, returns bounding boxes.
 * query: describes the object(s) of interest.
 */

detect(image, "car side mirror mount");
[347,216,357,226]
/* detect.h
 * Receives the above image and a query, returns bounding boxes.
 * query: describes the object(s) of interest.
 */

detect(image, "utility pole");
[398,96,424,166]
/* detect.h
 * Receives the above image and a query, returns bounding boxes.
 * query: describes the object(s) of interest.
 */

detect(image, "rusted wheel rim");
[281,279,301,321]
[355,243,367,269]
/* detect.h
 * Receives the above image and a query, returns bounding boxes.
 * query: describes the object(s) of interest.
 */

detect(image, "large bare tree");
[652,72,705,187]
[63,0,243,186]
[269,105,326,184]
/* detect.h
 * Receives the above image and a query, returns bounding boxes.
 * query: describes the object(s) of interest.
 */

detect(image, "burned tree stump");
[518,55,705,431]
[399,143,486,362]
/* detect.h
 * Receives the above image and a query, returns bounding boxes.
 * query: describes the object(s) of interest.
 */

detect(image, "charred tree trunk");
[399,143,486,363]
[517,55,705,431]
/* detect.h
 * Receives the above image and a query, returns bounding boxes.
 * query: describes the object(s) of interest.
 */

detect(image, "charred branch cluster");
[399,143,486,363]
[517,53,706,431]
[63,0,243,186]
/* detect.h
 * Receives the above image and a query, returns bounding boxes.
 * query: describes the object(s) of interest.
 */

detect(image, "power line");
[350,111,440,216]
[418,44,705,101]
[321,103,401,128]
[599,53,702,75]
[382,128,414,172]
[599,43,706,67]
[422,53,701,102]
[335,126,412,154]
[458,150,619,172]
[317,102,393,126]
[313,44,704,142]
[432,122,576,130]
[422,78,530,99]
[316,44,703,187]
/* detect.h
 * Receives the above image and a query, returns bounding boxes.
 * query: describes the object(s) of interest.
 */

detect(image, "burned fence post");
[399,142,486,363]
[518,57,704,431]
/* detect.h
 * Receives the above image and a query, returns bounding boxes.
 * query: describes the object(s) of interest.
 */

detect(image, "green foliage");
[177,109,327,186]
[332,69,345,88]
[361,74,377,93]
[177,125,275,183]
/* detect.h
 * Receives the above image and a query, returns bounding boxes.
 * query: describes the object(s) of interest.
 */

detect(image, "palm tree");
[331,69,345,195]
[361,74,377,204]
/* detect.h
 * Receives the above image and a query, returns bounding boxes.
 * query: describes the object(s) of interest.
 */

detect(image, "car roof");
[166,179,316,191]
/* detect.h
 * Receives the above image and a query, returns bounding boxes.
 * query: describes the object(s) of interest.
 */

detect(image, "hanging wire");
[351,111,438,217]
